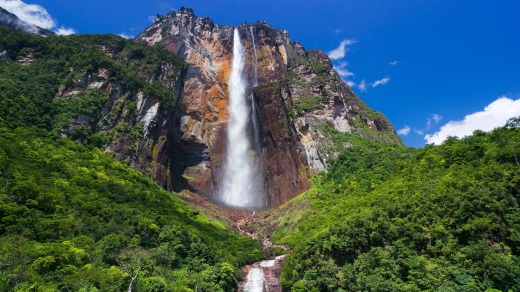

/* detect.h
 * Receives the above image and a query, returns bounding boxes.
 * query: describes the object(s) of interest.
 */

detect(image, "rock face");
[51,38,187,191]
[135,8,401,207]
[0,7,54,36]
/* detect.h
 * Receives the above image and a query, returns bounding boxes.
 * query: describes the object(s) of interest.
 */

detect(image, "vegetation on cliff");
[0,127,263,291]
[0,28,263,291]
[255,122,520,291]
[0,27,185,144]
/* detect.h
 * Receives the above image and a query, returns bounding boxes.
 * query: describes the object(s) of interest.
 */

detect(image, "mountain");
[1,7,400,208]
[135,8,401,206]
[0,6,53,36]
[0,6,519,292]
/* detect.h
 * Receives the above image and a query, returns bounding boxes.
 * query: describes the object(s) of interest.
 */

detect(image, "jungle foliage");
[270,124,520,291]
[0,128,263,291]
[0,28,185,139]
[0,29,262,291]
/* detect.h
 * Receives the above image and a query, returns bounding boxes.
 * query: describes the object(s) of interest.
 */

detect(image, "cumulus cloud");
[0,0,75,34]
[334,61,354,78]
[346,80,356,87]
[358,80,367,92]
[327,39,356,60]
[371,76,390,87]
[424,96,520,145]
[0,0,55,28]
[397,125,411,136]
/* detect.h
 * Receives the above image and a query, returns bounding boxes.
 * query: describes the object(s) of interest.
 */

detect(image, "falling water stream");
[249,27,262,155]
[223,27,286,291]
[249,26,259,86]
[220,28,264,208]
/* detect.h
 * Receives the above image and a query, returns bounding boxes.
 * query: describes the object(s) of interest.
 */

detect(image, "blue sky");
[2,0,519,147]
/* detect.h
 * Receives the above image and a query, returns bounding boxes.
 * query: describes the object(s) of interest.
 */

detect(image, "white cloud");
[0,0,76,35]
[334,29,342,34]
[414,129,424,135]
[424,96,520,145]
[0,0,55,29]
[55,26,76,36]
[389,60,400,66]
[397,125,411,136]
[432,113,442,123]
[358,80,367,92]
[371,76,390,87]
[327,39,356,60]
[334,61,354,78]
[346,80,355,87]
[426,113,442,130]
[118,33,133,39]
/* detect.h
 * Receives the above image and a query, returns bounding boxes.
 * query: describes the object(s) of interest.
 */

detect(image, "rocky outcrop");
[53,39,187,191]
[135,8,401,207]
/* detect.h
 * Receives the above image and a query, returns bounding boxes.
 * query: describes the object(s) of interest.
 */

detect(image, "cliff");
[135,8,401,207]
[0,7,400,208]
[0,29,186,191]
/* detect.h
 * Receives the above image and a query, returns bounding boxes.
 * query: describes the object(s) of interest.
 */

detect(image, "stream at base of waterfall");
[238,255,287,292]
[234,211,289,292]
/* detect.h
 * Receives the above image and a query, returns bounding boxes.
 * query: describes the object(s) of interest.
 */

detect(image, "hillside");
[0,127,263,291]
[248,121,520,291]
[0,28,263,291]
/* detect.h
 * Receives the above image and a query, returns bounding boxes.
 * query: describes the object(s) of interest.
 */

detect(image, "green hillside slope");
[0,128,263,291]
[254,123,520,291]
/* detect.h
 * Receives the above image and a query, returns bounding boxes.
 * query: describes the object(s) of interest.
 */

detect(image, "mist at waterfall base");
[220,28,265,209]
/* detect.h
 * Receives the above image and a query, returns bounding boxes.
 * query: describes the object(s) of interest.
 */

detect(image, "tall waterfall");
[249,27,259,86]
[220,28,263,208]
[249,26,262,155]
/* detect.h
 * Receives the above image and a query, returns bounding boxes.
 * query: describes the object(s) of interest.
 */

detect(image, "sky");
[1,0,519,147]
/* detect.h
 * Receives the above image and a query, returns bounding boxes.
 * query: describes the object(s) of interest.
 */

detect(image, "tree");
[116,248,150,292]
[505,116,520,128]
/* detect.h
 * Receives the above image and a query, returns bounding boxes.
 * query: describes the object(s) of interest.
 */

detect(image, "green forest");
[0,29,263,291]
[255,121,520,291]
[1,23,519,292]
[0,128,263,291]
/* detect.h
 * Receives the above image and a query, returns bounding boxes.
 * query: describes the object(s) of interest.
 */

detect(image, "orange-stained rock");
[135,8,401,207]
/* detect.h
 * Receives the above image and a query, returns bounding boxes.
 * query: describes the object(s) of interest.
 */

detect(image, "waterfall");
[249,27,259,86]
[220,28,263,208]
[249,26,262,155]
